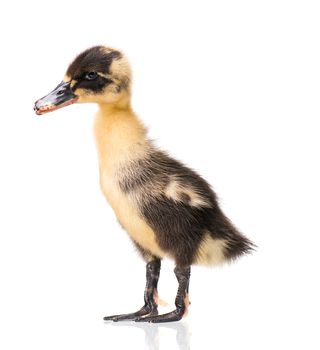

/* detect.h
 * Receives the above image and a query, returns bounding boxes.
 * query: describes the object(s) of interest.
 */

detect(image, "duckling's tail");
[212,208,256,261]
[223,228,256,261]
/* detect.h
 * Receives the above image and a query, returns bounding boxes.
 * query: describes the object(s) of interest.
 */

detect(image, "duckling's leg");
[135,266,191,323]
[103,258,161,322]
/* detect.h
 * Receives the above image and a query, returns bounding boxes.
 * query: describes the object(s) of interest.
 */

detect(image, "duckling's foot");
[136,266,191,323]
[103,305,158,322]
[104,259,161,322]
[135,309,184,323]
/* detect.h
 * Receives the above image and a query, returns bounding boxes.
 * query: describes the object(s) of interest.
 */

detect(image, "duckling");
[34,46,254,323]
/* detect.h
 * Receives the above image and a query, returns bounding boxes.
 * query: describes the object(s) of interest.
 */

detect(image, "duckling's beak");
[34,81,78,115]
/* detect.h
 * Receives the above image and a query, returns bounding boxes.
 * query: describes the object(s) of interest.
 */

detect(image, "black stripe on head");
[72,75,113,94]
[66,46,122,78]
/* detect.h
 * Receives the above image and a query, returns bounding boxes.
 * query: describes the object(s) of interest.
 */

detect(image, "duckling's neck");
[94,102,149,173]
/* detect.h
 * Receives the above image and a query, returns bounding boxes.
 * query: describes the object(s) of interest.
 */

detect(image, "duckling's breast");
[99,169,167,258]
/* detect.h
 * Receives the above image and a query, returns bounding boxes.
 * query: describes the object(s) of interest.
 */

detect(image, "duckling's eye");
[85,72,98,80]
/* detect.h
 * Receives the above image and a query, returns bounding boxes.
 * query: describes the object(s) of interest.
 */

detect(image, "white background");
[0,1,319,349]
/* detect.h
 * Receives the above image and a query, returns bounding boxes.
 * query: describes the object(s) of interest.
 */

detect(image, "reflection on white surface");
[106,321,191,350]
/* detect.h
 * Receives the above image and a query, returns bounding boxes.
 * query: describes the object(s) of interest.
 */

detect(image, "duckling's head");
[34,46,131,115]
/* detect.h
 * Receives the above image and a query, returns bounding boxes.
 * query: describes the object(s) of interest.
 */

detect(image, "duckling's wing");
[118,149,254,266]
